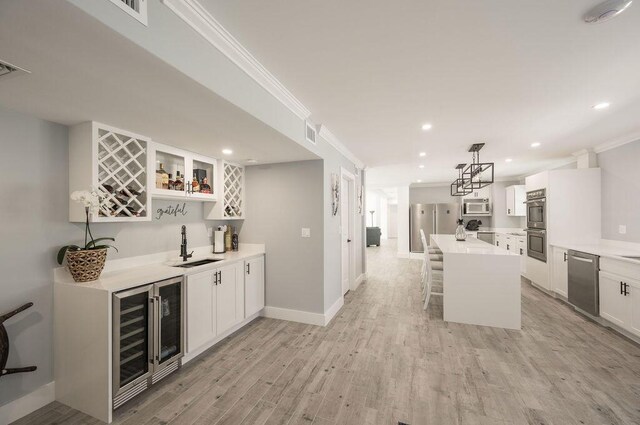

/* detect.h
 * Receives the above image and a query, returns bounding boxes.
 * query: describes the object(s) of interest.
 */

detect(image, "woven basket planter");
[66,248,107,283]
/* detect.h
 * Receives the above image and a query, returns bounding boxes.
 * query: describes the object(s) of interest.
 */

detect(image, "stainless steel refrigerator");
[410,203,460,252]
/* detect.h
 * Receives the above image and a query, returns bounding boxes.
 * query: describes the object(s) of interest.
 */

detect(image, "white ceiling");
[201,0,640,185]
[0,0,317,165]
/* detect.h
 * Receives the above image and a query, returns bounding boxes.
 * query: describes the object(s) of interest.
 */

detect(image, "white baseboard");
[262,306,325,326]
[0,381,55,425]
[397,252,410,259]
[183,312,262,364]
[354,273,366,290]
[323,297,344,326]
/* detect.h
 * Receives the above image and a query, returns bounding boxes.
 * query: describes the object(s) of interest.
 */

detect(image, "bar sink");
[173,259,222,268]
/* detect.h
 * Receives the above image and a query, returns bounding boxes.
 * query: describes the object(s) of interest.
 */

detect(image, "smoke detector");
[584,0,633,23]
[0,59,30,81]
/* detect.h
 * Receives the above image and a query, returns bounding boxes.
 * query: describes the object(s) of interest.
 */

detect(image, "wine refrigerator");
[112,276,184,409]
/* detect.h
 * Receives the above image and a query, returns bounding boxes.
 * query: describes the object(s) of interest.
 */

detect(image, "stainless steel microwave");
[463,198,491,216]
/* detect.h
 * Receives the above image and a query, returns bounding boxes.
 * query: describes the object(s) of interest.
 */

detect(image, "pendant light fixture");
[450,163,472,196]
[462,143,494,189]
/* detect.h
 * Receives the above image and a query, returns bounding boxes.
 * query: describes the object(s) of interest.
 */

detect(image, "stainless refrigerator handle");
[155,295,161,363]
[570,256,593,263]
[148,296,155,364]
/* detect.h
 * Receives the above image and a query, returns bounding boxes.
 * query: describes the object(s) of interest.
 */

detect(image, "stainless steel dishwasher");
[477,231,495,245]
[567,250,600,316]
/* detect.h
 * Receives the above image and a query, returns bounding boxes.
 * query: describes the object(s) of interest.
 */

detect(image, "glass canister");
[455,219,467,241]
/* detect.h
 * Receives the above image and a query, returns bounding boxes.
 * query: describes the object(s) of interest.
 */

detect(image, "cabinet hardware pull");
[214,272,218,285]
[563,252,567,262]
[624,282,629,296]
[520,248,523,255]
[247,263,250,275]
[620,281,623,295]
[507,244,510,250]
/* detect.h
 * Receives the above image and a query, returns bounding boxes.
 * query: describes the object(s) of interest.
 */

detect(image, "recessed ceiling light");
[419,152,426,157]
[592,102,610,110]
[421,123,432,131]
[505,158,513,163]
[531,142,541,148]
[418,164,425,169]
[246,159,258,164]
[417,180,422,183]
[222,149,233,155]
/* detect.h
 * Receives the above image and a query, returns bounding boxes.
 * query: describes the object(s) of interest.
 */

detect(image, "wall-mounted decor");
[331,173,340,216]
[155,202,189,220]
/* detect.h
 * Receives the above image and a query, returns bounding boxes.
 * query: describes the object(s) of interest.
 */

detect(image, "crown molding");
[161,0,311,120]
[592,131,640,154]
[317,125,365,170]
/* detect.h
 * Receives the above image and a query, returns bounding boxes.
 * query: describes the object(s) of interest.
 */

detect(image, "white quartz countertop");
[431,234,519,256]
[54,244,266,293]
[476,227,527,236]
[550,240,640,265]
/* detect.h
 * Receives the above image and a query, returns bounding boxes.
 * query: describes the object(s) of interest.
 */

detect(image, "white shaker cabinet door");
[599,272,630,328]
[552,248,568,297]
[627,281,640,337]
[186,270,216,353]
[245,256,265,318]
[216,262,244,335]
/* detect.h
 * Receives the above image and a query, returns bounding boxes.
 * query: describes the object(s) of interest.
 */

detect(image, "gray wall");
[240,161,325,313]
[598,139,640,242]
[0,106,70,406]
[0,106,226,407]
[316,136,365,312]
[409,181,525,229]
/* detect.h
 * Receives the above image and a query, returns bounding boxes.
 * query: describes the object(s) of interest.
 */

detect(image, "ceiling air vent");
[108,0,148,26]
[305,121,317,145]
[0,59,30,81]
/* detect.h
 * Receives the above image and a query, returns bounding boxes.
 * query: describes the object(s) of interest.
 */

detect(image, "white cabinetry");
[69,121,151,222]
[505,185,526,216]
[463,185,491,200]
[551,247,568,297]
[205,161,245,220]
[186,261,245,354]
[245,256,265,317]
[495,233,506,249]
[598,258,640,338]
[518,238,527,275]
[150,143,217,202]
[599,272,630,328]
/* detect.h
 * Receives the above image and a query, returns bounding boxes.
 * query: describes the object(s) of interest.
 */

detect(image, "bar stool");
[422,247,444,311]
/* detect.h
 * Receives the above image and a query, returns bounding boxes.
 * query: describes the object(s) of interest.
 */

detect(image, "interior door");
[341,175,352,295]
[186,270,215,353]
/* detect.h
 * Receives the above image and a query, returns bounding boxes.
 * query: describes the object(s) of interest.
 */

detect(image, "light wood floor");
[14,240,640,425]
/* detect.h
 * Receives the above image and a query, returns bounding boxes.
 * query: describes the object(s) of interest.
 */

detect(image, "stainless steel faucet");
[180,225,194,262]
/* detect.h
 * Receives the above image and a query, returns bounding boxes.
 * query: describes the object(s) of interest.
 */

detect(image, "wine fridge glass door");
[113,285,154,398]
[155,278,184,367]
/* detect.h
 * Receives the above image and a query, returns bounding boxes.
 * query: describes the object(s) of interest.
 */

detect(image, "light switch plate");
[301,228,311,238]
[619,225,627,234]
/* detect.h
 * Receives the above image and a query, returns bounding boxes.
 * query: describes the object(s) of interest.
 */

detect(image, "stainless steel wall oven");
[526,189,547,262]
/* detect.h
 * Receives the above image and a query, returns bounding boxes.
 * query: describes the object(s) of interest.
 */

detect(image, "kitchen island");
[431,234,521,330]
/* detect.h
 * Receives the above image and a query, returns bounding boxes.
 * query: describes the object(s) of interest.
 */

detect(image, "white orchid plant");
[57,189,118,265]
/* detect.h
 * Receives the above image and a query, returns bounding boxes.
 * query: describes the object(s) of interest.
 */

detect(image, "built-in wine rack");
[223,162,244,218]
[97,128,148,219]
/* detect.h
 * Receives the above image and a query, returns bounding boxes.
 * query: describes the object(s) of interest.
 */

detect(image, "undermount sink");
[173,259,222,268]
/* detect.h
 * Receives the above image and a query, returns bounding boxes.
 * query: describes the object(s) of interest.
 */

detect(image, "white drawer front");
[600,258,640,287]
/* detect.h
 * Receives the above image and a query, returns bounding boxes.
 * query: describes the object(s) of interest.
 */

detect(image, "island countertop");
[431,234,519,256]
